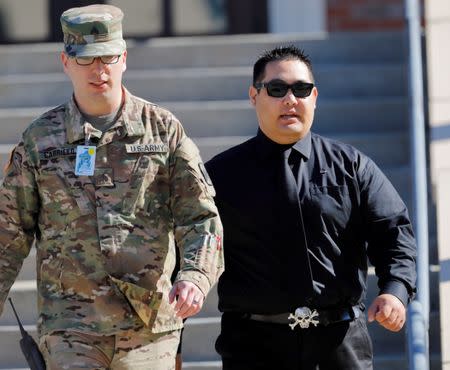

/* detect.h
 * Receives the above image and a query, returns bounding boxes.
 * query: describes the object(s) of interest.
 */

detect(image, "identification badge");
[75,146,96,176]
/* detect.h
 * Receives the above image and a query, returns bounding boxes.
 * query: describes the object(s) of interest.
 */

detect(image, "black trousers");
[215,312,373,370]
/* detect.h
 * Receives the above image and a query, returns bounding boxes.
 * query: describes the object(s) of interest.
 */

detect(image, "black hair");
[253,45,314,85]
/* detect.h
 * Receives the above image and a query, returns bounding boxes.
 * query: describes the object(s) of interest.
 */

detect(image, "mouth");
[279,113,300,122]
[89,81,108,88]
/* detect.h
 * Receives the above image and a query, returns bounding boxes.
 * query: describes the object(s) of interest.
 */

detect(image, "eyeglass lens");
[265,81,314,98]
[75,55,120,66]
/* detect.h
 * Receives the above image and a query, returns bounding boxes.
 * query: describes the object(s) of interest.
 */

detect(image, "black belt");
[246,305,360,329]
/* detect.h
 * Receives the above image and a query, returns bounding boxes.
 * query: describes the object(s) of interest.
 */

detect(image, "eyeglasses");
[73,55,121,66]
[254,80,315,98]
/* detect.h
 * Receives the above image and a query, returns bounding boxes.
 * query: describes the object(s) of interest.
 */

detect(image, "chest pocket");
[38,158,94,238]
[121,155,158,216]
[57,159,93,216]
[309,184,352,228]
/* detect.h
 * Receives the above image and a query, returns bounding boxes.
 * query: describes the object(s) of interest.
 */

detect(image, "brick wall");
[328,0,408,31]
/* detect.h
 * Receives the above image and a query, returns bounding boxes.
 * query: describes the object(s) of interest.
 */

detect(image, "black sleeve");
[358,156,417,306]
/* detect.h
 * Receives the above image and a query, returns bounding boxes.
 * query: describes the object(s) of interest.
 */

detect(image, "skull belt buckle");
[288,307,320,330]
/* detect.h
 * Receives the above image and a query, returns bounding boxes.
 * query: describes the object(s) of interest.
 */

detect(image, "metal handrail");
[405,0,430,369]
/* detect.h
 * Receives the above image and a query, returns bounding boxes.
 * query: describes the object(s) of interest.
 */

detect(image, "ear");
[311,86,318,109]
[61,52,69,74]
[249,85,258,106]
[121,50,127,72]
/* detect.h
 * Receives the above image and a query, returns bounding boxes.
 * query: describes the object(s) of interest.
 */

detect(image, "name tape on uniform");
[126,143,169,153]
[40,147,76,160]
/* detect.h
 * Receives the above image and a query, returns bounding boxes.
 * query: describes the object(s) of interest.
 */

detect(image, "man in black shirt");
[205,46,417,370]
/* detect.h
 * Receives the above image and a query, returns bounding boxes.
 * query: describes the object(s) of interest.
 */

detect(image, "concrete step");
[0,97,408,144]
[127,31,406,69]
[15,247,36,281]
[2,281,37,326]
[0,32,405,76]
[0,64,406,108]
[182,361,221,370]
[182,317,220,362]
[0,325,39,369]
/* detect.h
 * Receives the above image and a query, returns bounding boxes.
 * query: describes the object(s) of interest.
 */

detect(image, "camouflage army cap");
[61,4,126,57]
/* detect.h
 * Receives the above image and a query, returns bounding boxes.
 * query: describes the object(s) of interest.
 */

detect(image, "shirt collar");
[64,87,145,144]
[291,131,311,160]
[255,129,312,160]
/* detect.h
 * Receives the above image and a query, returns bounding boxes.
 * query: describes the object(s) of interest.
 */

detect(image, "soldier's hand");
[368,293,406,332]
[169,280,205,319]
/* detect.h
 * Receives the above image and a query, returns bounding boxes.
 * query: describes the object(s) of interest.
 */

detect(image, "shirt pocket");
[121,154,159,216]
[309,184,352,228]
[37,161,93,238]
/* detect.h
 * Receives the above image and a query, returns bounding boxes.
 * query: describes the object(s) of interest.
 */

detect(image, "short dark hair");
[253,45,314,85]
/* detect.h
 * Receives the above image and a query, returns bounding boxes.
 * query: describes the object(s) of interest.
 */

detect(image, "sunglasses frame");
[73,54,122,66]
[254,80,315,98]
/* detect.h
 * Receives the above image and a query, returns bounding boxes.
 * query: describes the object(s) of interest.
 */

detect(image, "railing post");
[405,0,430,368]
[407,301,429,369]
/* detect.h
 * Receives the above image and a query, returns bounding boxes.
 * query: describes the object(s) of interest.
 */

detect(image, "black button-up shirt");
[205,130,416,314]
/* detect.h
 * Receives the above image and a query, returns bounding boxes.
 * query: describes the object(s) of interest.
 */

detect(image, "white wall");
[425,0,450,368]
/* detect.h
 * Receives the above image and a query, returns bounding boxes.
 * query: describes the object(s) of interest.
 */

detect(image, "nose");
[282,89,298,105]
[92,58,107,72]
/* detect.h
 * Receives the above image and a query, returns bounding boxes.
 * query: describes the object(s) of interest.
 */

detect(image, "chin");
[284,125,304,135]
[272,134,301,145]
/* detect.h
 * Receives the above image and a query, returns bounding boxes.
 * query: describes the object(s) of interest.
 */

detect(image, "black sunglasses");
[254,80,315,98]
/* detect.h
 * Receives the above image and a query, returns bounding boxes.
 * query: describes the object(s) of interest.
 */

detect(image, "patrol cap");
[60,4,126,57]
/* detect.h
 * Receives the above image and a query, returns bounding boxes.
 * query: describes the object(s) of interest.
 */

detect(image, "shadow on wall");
[431,123,450,141]
[441,259,450,283]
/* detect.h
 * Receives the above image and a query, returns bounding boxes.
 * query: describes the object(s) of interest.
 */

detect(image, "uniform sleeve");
[358,156,417,306]
[168,122,224,297]
[0,142,39,314]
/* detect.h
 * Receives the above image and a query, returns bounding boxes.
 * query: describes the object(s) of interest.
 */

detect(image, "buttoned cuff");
[380,280,410,307]
[175,270,211,298]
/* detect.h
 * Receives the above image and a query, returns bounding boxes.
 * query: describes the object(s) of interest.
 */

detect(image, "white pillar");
[426,0,450,368]
[267,0,326,34]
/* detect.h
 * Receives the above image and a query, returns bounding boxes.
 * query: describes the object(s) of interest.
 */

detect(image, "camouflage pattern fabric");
[0,88,224,337]
[61,4,126,57]
[40,327,181,369]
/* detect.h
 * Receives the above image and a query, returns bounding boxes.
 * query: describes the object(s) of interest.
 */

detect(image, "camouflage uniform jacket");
[0,88,224,336]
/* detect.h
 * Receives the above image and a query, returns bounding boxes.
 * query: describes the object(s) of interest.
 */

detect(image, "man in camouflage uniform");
[0,4,223,369]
